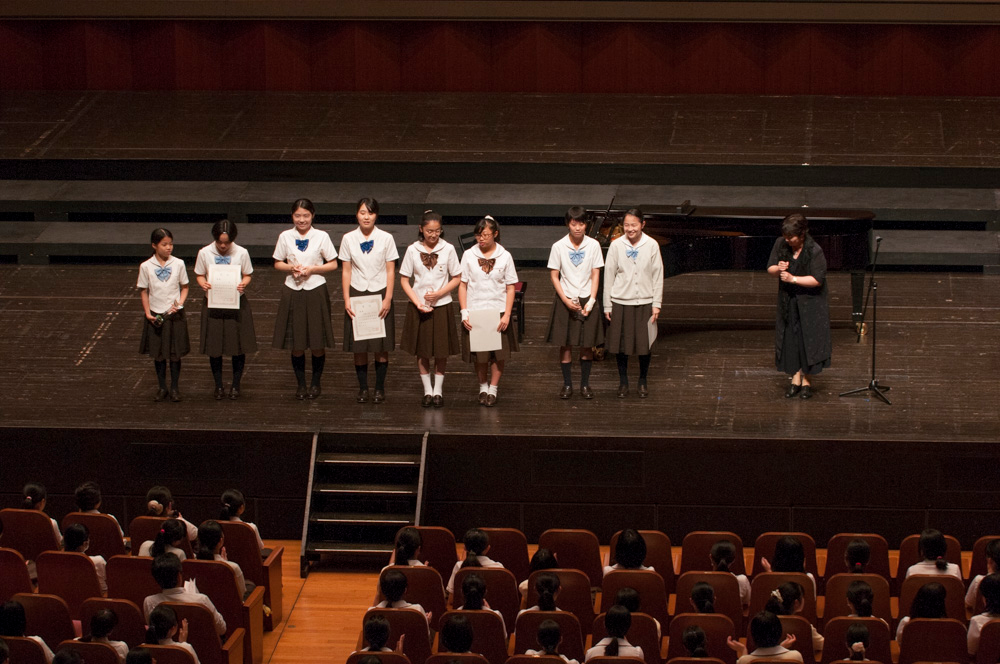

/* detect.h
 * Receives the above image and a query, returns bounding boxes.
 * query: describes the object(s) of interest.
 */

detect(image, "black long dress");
[767,236,832,375]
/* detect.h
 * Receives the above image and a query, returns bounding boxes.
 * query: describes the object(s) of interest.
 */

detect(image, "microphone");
[875,235,882,243]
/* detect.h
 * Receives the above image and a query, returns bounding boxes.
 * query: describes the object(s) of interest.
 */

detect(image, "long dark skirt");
[605,303,654,356]
[461,317,520,364]
[400,301,461,358]
[343,287,396,353]
[777,296,830,375]
[546,295,604,347]
[271,285,335,351]
[139,310,191,360]
[200,295,258,357]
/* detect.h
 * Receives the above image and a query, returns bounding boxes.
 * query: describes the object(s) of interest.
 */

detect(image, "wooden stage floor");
[1,264,997,444]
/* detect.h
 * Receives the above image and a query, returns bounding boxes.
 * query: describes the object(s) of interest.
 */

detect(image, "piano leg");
[851,271,865,324]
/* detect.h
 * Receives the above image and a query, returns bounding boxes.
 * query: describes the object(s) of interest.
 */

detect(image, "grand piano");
[587,202,874,323]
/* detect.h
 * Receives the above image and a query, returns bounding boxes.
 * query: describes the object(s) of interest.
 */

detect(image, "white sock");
[479,382,489,394]
[433,373,445,397]
[488,384,498,397]
[420,373,433,395]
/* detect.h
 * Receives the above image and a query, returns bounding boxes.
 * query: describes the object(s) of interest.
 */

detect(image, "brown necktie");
[478,258,495,274]
[420,252,438,270]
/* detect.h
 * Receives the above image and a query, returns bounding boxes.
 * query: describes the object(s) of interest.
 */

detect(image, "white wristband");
[583,300,594,314]
[461,309,470,322]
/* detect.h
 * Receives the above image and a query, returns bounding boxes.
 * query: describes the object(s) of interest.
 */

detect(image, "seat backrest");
[479,528,529,583]
[591,611,662,664]
[609,530,675,593]
[504,656,566,664]
[662,659,726,664]
[821,573,892,627]
[898,574,967,624]
[427,655,489,664]
[161,601,232,664]
[440,610,508,664]
[512,610,585,662]
[130,516,195,559]
[820,616,892,664]
[364,607,433,664]
[106,555,159,610]
[970,536,1000,580]
[144,643,200,664]
[57,639,122,664]
[747,572,817,624]
[587,658,646,664]
[674,572,744,636]
[403,526,458,583]
[0,546,33,602]
[379,565,447,631]
[347,653,413,664]
[975,619,1000,664]
[600,570,670,631]
[181,558,243,638]
[60,512,126,560]
[452,567,520,633]
[526,569,595,635]
[0,509,61,561]
[679,532,744,575]
[219,521,266,586]
[745,614,812,661]
[751,532,819,579]
[12,592,75,648]
[81,597,147,648]
[3,636,49,664]
[36,551,104,619]
[538,529,603,587]
[897,534,962,579]
[824,534,891,581]
[665,613,736,664]
[897,618,968,664]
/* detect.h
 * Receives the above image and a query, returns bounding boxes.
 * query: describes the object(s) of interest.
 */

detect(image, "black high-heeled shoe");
[785,383,802,398]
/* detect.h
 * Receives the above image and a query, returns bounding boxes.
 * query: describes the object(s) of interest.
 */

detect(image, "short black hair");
[151,553,183,589]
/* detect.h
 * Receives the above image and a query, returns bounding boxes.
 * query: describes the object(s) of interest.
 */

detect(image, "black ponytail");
[603,605,631,656]
[710,540,736,573]
[764,582,802,616]
[151,519,186,558]
[145,605,177,644]
[691,581,715,614]
[846,580,874,618]
[22,482,46,509]
[536,620,561,655]
[395,527,422,565]
[535,573,560,612]
[219,489,245,521]
[196,521,224,561]
[460,528,489,569]
[461,573,486,611]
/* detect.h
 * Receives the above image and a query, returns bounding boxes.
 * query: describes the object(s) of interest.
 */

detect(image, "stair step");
[306,542,395,555]
[313,483,418,496]
[316,452,421,466]
[310,512,414,525]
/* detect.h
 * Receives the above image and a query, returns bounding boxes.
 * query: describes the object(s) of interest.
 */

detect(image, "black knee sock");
[231,354,246,388]
[209,356,223,388]
[638,354,651,384]
[616,353,629,385]
[311,354,326,387]
[374,361,389,390]
[560,362,572,387]
[580,359,593,387]
[169,360,181,390]
[154,360,167,390]
[355,363,369,390]
[291,355,306,388]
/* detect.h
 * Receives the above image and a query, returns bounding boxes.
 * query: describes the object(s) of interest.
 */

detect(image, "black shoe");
[559,385,573,399]
[485,393,497,407]
[800,385,813,399]
[637,383,649,398]
[433,395,444,408]
[581,385,594,399]
[214,387,225,400]
[617,384,629,398]
[357,389,370,403]
[307,385,321,399]
[478,391,488,405]
[229,386,240,400]
[295,385,307,400]
[154,388,169,402]
[421,394,433,408]
[373,389,385,404]
[785,383,801,398]
[170,389,182,403]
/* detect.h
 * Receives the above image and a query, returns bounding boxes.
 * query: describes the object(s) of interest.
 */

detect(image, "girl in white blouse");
[399,211,462,407]
[458,216,519,407]
[138,228,190,402]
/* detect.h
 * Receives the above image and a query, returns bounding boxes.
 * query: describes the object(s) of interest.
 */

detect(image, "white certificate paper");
[647,315,658,350]
[469,310,502,352]
[207,264,241,310]
[351,294,387,341]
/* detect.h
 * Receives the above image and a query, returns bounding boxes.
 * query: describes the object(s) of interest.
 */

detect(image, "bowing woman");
[766,213,831,399]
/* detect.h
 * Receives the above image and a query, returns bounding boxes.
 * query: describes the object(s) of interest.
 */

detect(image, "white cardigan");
[603,233,664,310]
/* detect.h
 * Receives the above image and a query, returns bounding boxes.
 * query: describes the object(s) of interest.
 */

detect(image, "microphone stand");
[840,236,891,405]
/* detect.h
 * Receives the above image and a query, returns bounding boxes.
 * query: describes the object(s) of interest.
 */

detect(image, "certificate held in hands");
[469,310,502,352]
[351,294,387,341]
[207,264,241,309]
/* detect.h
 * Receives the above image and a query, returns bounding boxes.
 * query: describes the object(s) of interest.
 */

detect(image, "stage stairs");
[300,431,427,577]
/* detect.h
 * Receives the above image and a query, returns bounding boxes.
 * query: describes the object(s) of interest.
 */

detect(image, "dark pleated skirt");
[777,296,830,375]
[139,310,191,360]
[200,295,258,357]
[400,301,461,358]
[343,287,396,353]
[461,316,520,364]
[546,295,605,347]
[605,302,654,356]
[271,284,335,351]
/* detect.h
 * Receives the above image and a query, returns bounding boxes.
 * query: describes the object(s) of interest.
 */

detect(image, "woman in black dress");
[766,213,831,399]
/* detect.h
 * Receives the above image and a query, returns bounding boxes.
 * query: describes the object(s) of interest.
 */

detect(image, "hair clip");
[484,215,494,221]
[160,528,166,534]
[770,589,783,600]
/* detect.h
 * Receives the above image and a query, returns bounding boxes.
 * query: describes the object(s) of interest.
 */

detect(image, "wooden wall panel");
[1,20,999,95]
